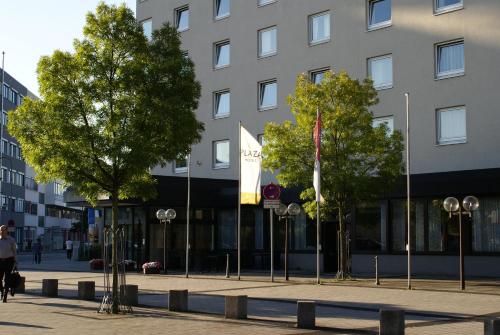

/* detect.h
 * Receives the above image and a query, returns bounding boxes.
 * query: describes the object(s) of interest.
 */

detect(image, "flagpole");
[0,51,5,225]
[237,121,241,280]
[185,153,191,278]
[316,107,321,285]
[405,92,411,290]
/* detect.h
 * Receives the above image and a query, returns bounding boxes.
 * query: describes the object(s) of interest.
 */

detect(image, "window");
[215,0,230,19]
[435,0,463,13]
[213,140,230,168]
[355,203,387,251]
[368,55,393,89]
[259,80,277,110]
[436,41,464,79]
[310,68,329,84]
[437,106,466,145]
[257,134,266,146]
[373,116,394,135]
[258,0,276,6]
[258,26,277,57]
[309,12,330,44]
[1,139,7,155]
[368,0,391,30]
[214,90,230,118]
[174,155,188,173]
[15,199,24,213]
[2,111,7,126]
[176,6,189,32]
[214,41,230,68]
[54,182,65,196]
[141,19,153,41]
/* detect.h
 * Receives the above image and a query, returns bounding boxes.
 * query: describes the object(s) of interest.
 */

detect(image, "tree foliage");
[263,71,404,277]
[8,3,203,311]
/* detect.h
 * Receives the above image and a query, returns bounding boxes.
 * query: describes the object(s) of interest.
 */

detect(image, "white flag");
[240,125,262,205]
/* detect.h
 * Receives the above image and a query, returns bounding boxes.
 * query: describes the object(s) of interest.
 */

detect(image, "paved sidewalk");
[6,255,500,334]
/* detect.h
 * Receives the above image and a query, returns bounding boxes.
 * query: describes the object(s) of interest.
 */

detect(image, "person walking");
[33,238,42,264]
[0,225,16,302]
[65,238,73,260]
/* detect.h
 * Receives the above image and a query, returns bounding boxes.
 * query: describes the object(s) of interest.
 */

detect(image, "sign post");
[263,183,281,282]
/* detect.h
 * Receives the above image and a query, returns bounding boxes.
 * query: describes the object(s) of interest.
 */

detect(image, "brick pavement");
[4,254,500,334]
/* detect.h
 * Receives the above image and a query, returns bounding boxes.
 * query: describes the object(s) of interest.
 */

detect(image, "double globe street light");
[443,196,479,290]
[275,202,301,281]
[156,208,176,274]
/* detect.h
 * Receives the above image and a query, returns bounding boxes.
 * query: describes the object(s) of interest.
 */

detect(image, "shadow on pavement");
[0,321,52,329]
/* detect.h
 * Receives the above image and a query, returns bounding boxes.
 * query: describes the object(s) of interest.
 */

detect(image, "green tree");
[8,3,203,312]
[263,72,403,279]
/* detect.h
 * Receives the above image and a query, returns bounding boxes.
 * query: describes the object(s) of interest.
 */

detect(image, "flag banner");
[313,109,322,203]
[240,125,262,205]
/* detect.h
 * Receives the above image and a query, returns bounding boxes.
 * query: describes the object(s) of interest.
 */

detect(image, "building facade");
[122,0,500,277]
[1,69,82,251]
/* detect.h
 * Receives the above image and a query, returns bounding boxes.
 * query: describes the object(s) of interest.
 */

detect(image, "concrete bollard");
[485,319,500,335]
[16,276,26,293]
[297,301,316,329]
[225,295,247,319]
[78,281,95,301]
[42,279,58,297]
[380,309,405,335]
[169,290,188,312]
[120,284,138,306]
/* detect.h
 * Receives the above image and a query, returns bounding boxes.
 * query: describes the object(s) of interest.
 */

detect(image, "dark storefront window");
[355,203,385,251]
[473,198,500,252]
[390,200,425,252]
[217,209,236,249]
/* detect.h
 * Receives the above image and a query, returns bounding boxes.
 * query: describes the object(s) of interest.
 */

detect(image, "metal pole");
[375,256,380,286]
[237,122,241,280]
[225,253,230,278]
[270,209,274,282]
[285,217,289,281]
[316,202,320,284]
[0,51,5,226]
[186,154,190,278]
[459,211,465,290]
[163,221,167,274]
[405,92,411,290]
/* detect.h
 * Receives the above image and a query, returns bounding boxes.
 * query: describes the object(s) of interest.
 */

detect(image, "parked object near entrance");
[142,261,161,274]
[89,259,104,270]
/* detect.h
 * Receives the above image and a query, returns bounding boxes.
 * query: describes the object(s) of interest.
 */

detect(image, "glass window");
[141,19,152,41]
[355,203,387,251]
[390,200,425,252]
[373,116,394,135]
[368,55,393,89]
[437,106,466,145]
[309,12,330,44]
[473,198,500,252]
[259,80,277,110]
[214,41,230,68]
[311,69,329,84]
[214,91,230,118]
[368,0,391,29]
[258,0,276,6]
[217,209,236,249]
[259,26,277,57]
[215,0,230,19]
[213,140,230,168]
[436,41,464,78]
[436,0,463,13]
[174,155,188,173]
[176,6,189,32]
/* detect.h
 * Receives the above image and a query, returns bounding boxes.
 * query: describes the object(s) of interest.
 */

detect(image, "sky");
[0,0,136,97]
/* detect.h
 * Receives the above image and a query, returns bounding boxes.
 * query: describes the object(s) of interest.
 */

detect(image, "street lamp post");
[275,203,301,281]
[156,208,176,274]
[443,196,479,290]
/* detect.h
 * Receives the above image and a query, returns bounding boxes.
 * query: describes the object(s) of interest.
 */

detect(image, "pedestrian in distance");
[33,238,42,264]
[65,238,73,260]
[0,225,17,302]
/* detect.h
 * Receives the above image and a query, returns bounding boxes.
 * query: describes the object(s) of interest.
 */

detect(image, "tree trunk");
[337,207,347,280]
[111,193,119,314]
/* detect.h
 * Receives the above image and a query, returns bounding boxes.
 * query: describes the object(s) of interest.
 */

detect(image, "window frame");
[174,155,189,174]
[367,54,393,90]
[309,11,331,45]
[257,0,276,7]
[258,79,278,111]
[372,116,394,135]
[175,5,190,32]
[214,40,230,69]
[213,140,230,169]
[213,90,231,119]
[141,18,153,41]
[436,106,467,145]
[367,0,392,31]
[310,67,330,85]
[434,0,463,15]
[215,0,230,20]
[435,39,465,80]
[258,26,277,58]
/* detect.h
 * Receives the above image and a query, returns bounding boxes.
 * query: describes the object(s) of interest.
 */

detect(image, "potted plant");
[121,260,137,272]
[89,258,104,270]
[142,261,161,274]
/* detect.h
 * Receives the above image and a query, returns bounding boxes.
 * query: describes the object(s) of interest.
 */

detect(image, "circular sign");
[263,183,281,200]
